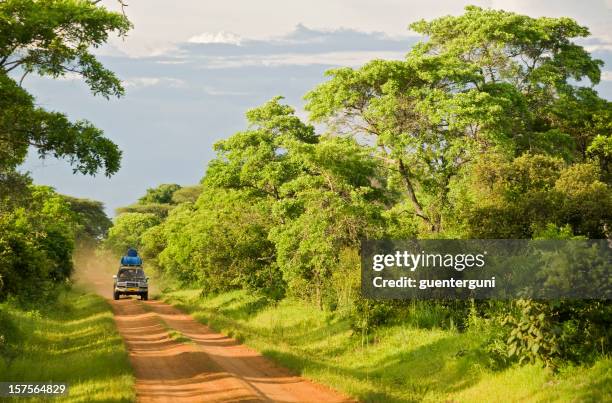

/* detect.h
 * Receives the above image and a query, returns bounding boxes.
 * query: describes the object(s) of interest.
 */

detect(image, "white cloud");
[203,86,251,96]
[56,72,83,81]
[123,77,160,87]
[99,0,611,60]
[200,50,406,69]
[122,77,186,88]
[583,40,612,52]
[601,71,612,81]
[155,60,188,65]
[188,31,242,45]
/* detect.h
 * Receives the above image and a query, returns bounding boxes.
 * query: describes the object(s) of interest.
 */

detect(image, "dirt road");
[112,299,351,402]
[74,253,352,402]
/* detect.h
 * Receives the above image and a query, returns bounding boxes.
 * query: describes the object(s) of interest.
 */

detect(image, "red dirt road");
[110,298,352,402]
[75,253,351,402]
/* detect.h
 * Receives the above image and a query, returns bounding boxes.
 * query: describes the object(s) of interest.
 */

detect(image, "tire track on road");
[111,299,352,402]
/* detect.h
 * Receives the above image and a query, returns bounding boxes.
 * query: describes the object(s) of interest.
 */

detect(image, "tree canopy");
[110,7,611,367]
[304,6,610,233]
[0,0,130,191]
[0,0,130,302]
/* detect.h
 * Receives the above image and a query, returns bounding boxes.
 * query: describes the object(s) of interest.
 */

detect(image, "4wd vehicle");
[113,266,149,300]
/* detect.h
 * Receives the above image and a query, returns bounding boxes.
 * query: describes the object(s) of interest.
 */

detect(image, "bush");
[0,306,19,362]
[0,186,77,303]
[499,299,611,369]
[103,212,161,256]
[350,298,394,335]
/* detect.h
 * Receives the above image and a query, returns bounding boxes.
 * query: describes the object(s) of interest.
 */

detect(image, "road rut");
[111,298,351,402]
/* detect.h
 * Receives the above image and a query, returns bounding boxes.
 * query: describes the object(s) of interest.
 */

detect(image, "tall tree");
[305,6,608,233]
[62,196,112,242]
[0,0,131,190]
[0,0,130,301]
[205,96,318,199]
[138,184,182,204]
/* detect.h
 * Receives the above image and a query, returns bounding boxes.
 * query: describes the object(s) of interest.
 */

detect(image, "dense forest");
[103,6,612,370]
[0,0,129,304]
[0,4,134,391]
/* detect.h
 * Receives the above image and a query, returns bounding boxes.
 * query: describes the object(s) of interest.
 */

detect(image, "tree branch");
[397,157,434,229]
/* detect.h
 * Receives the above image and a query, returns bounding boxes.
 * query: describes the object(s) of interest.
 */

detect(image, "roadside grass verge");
[0,288,134,402]
[163,289,611,402]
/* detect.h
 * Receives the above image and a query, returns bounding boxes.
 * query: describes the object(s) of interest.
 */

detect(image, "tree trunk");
[397,158,437,232]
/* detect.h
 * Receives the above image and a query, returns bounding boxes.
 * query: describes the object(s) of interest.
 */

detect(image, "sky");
[20,0,612,216]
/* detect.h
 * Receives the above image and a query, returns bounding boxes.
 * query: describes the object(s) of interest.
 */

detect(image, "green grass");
[166,329,193,344]
[163,289,611,403]
[0,288,135,402]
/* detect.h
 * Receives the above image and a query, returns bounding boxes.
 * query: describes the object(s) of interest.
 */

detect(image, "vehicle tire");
[141,292,148,301]
[113,291,120,300]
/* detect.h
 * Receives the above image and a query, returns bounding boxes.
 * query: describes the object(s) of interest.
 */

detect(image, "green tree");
[0,0,130,193]
[305,6,607,234]
[188,98,317,295]
[104,213,160,256]
[455,154,611,238]
[0,0,130,95]
[205,96,317,198]
[138,184,182,204]
[0,0,130,302]
[269,135,387,307]
[62,196,112,243]
[116,184,184,218]
[171,185,203,204]
[0,186,78,301]
[204,99,388,304]
[155,190,279,295]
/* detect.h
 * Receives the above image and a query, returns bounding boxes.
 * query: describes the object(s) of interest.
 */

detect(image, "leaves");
[305,6,609,233]
[103,212,161,256]
[0,0,130,192]
[0,185,79,302]
[100,7,611,367]
[0,0,131,97]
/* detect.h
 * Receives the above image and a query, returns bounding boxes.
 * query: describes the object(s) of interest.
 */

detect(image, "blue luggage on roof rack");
[121,256,142,266]
[121,248,142,266]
